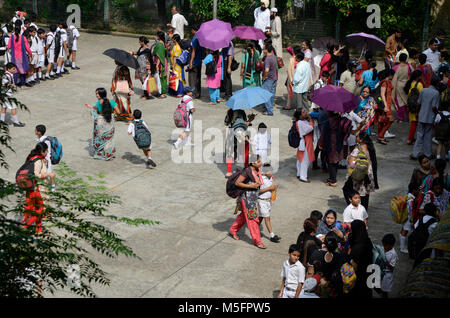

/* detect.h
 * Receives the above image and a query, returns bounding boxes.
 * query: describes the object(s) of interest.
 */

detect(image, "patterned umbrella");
[196,19,234,51]
[233,26,267,41]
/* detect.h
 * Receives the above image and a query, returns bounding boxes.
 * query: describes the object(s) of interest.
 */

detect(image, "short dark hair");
[139,36,149,44]
[35,124,46,135]
[399,53,408,62]
[5,62,16,70]
[436,29,446,36]
[258,122,267,130]
[382,233,396,246]
[322,71,330,78]
[440,51,449,62]
[418,53,427,65]
[295,51,305,61]
[23,18,30,25]
[324,231,339,252]
[429,38,439,46]
[191,23,200,31]
[133,109,142,119]
[310,210,323,221]
[37,28,45,35]
[289,244,301,254]
[349,190,360,199]
[430,75,440,87]
[424,203,437,217]
[50,24,57,32]
[61,22,68,29]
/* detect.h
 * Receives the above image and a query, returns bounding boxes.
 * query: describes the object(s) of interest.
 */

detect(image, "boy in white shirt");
[28,26,38,84]
[35,124,56,190]
[173,87,195,149]
[55,22,70,77]
[45,25,57,80]
[258,164,280,243]
[310,71,329,110]
[34,28,46,82]
[379,234,398,298]
[343,191,368,227]
[128,109,156,169]
[1,63,25,127]
[278,244,305,298]
[252,122,271,164]
[66,25,80,70]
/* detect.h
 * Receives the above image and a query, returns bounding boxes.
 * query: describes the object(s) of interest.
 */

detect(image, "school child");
[434,102,449,160]
[252,122,271,164]
[20,19,30,35]
[2,24,13,65]
[399,182,420,253]
[24,26,37,85]
[55,22,69,77]
[309,210,323,222]
[45,25,56,80]
[298,277,320,298]
[278,244,305,298]
[173,86,195,149]
[257,163,280,243]
[343,190,368,227]
[128,109,156,169]
[379,234,398,298]
[34,28,46,82]
[29,13,38,31]
[66,25,80,70]
[1,62,25,127]
[35,124,56,190]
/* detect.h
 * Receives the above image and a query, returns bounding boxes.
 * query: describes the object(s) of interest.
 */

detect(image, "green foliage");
[190,0,256,25]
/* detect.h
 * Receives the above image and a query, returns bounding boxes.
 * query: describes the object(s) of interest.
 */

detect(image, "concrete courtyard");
[0,32,423,297]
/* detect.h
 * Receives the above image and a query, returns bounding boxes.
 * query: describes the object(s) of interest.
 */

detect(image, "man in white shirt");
[422,39,440,72]
[292,51,312,113]
[343,191,368,226]
[254,0,270,49]
[167,5,188,40]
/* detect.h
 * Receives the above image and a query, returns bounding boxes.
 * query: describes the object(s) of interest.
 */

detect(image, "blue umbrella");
[226,86,273,110]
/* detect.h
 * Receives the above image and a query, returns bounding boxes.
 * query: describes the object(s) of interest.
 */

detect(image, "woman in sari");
[378,69,396,144]
[21,142,55,234]
[111,60,134,121]
[294,108,315,183]
[169,34,185,97]
[355,86,376,136]
[7,26,32,87]
[84,88,116,161]
[229,154,266,249]
[284,46,301,110]
[129,36,154,100]
[392,53,412,122]
[153,31,169,98]
[240,42,261,88]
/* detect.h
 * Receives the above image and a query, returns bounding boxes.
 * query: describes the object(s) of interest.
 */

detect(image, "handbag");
[115,80,130,94]
[169,72,179,91]
[255,60,264,73]
[277,57,284,68]
[230,58,239,71]
[146,76,158,94]
[340,262,357,293]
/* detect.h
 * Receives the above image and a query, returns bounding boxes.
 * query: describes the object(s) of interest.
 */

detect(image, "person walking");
[294,109,315,183]
[292,51,312,113]
[411,76,441,159]
[254,0,270,49]
[129,36,154,100]
[385,29,402,69]
[392,53,412,122]
[302,40,316,84]
[262,44,278,116]
[404,70,423,145]
[204,50,223,105]
[267,8,282,58]
[378,69,396,145]
[221,40,234,100]
[284,46,301,110]
[422,38,440,72]
[188,24,203,99]
[169,34,186,97]
[111,60,134,121]
[167,5,188,40]
[153,31,169,98]
[240,42,261,88]
[319,44,333,80]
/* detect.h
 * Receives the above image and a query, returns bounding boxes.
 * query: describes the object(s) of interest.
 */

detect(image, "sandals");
[378,139,388,145]
[324,179,337,187]
[256,243,267,249]
[229,232,239,240]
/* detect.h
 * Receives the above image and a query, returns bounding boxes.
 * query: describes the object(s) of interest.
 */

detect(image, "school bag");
[350,147,369,182]
[53,30,61,63]
[339,116,353,143]
[389,195,409,224]
[288,121,300,148]
[173,97,192,128]
[407,217,436,260]
[67,27,74,51]
[371,84,384,112]
[44,136,63,165]
[205,59,217,77]
[15,156,41,190]
[372,244,387,280]
[133,120,151,149]
[226,167,252,198]
[407,81,420,113]
[435,112,450,141]
[231,117,248,132]
[177,50,190,67]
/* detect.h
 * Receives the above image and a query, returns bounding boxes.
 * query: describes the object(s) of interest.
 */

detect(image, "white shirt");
[423,48,440,72]
[293,60,312,94]
[46,32,55,50]
[253,7,270,33]
[37,135,52,163]
[343,203,368,223]
[171,13,188,39]
[297,119,313,151]
[259,175,273,199]
[281,260,305,291]
[30,36,38,52]
[343,111,363,130]
[384,248,398,273]
[2,71,14,96]
[253,132,271,150]
[182,95,194,113]
[414,215,438,235]
[128,120,149,138]
[37,37,45,55]
[60,29,67,46]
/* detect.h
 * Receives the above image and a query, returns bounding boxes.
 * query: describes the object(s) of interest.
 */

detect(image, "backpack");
[435,112,450,141]
[407,81,420,113]
[390,195,409,224]
[231,117,248,132]
[372,244,387,280]
[288,121,300,148]
[351,147,369,182]
[67,28,74,51]
[173,97,192,128]
[44,136,63,165]
[226,167,251,198]
[441,86,450,107]
[205,60,217,77]
[177,50,190,67]
[133,120,151,149]
[53,30,61,63]
[407,217,436,260]
[15,156,41,190]
[371,84,384,112]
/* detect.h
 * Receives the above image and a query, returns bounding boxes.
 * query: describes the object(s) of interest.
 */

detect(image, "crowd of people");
[2,2,449,298]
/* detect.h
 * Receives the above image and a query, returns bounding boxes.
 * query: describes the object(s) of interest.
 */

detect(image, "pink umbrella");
[346,32,385,52]
[196,19,234,51]
[233,26,267,41]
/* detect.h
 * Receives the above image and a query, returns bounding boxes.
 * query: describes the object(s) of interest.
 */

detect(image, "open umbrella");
[226,87,273,110]
[103,48,139,69]
[233,26,266,41]
[346,32,385,56]
[311,85,359,113]
[311,37,339,51]
[196,19,234,51]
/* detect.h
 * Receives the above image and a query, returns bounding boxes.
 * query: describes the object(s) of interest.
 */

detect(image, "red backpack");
[15,156,41,190]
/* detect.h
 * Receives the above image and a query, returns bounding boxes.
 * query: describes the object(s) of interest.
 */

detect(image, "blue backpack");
[177,50,190,66]
[45,136,63,165]
[133,120,151,149]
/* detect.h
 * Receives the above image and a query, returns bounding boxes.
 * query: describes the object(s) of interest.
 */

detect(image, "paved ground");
[0,32,432,298]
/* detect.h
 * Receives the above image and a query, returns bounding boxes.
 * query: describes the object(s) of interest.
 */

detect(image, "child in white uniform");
[28,26,38,84]
[173,86,195,149]
[35,28,46,82]
[1,63,25,127]
[67,25,80,70]
[35,124,56,191]
[252,122,271,164]
[258,164,280,243]
[380,234,398,298]
[45,25,57,80]
[128,109,157,169]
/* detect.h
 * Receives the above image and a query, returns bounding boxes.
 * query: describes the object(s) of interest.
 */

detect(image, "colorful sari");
[169,43,185,96]
[111,65,133,121]
[8,34,32,74]
[90,108,116,161]
[153,41,169,95]
[355,96,376,134]
[242,50,261,88]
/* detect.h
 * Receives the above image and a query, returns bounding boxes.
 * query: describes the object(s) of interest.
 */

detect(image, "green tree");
[0,69,158,298]
[190,0,256,25]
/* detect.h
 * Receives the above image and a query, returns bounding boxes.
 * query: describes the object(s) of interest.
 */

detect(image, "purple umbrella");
[196,19,234,51]
[311,85,359,113]
[346,32,385,53]
[233,26,266,41]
